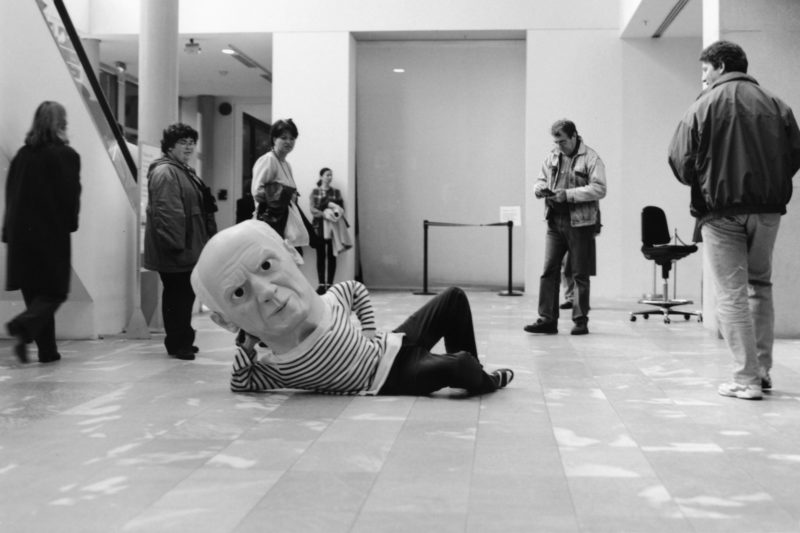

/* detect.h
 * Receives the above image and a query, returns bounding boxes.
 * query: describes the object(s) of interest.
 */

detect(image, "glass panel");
[98,70,119,119]
[125,80,138,131]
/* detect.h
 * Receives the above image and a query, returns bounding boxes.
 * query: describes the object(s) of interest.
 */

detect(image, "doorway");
[239,113,270,222]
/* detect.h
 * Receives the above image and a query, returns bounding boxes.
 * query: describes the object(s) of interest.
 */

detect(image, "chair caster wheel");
[630,315,637,322]
[684,314,691,320]
[643,314,649,320]
[664,317,671,324]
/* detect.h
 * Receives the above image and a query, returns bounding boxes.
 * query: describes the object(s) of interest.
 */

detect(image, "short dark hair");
[699,40,748,74]
[550,119,577,138]
[160,123,198,153]
[25,101,68,148]
[270,118,299,145]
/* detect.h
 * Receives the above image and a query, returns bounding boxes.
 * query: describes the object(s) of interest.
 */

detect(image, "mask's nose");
[250,276,277,302]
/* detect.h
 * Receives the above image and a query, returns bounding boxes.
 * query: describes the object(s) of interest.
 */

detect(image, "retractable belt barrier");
[413,220,523,297]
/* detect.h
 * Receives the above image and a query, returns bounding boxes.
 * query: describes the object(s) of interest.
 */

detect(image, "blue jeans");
[701,213,780,385]
[538,213,594,323]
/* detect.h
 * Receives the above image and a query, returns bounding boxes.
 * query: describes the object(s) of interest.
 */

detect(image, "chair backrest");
[641,206,671,246]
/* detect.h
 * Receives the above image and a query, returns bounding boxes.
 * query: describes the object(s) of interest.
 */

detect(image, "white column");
[138,0,179,147]
[702,0,720,46]
[137,0,179,330]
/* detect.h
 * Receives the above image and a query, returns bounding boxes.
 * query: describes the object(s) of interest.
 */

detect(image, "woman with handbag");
[250,119,308,243]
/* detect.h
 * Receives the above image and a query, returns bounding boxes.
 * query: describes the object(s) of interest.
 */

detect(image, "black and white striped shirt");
[230,281,403,394]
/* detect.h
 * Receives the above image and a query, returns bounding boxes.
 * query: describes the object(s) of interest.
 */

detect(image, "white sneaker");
[718,382,763,400]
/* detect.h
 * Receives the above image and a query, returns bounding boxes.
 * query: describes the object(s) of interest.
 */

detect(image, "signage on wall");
[499,206,521,227]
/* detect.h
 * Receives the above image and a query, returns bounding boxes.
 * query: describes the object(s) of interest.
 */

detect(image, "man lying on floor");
[191,220,513,396]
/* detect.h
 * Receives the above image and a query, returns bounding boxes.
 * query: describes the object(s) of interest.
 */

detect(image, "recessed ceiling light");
[222,48,236,55]
[393,68,405,73]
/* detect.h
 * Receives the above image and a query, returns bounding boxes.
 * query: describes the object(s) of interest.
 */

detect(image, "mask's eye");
[260,260,271,271]
[232,287,246,299]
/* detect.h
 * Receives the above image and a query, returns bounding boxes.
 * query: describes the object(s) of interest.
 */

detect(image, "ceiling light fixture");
[393,68,405,73]
[223,44,272,82]
[184,38,202,54]
[652,0,690,38]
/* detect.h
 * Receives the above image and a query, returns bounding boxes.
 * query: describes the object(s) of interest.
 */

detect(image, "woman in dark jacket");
[3,101,81,363]
[143,123,217,360]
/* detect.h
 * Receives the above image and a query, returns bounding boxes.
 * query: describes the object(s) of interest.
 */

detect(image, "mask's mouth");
[269,298,287,318]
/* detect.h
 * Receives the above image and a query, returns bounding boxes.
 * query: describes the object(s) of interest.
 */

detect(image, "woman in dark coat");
[3,101,81,363]
[143,123,217,360]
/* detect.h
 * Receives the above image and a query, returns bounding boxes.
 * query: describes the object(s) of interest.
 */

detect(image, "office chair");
[630,206,703,324]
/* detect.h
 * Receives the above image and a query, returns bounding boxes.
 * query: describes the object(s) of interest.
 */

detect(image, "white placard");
[499,205,521,227]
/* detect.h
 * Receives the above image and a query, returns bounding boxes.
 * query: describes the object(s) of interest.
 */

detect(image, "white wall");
[618,37,706,304]
[271,32,356,285]
[0,0,138,337]
[526,31,704,303]
[357,40,526,290]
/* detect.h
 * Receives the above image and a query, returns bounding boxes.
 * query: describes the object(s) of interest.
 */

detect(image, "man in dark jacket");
[668,41,800,400]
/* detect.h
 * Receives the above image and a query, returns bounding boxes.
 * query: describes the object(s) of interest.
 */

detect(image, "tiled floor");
[2,290,800,533]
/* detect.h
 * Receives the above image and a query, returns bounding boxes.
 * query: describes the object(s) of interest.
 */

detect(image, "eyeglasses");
[175,139,196,147]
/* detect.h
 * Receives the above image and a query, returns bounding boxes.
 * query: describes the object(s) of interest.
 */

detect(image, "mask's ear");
[210,312,239,333]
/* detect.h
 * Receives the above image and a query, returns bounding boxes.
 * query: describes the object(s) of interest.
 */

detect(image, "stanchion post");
[499,220,523,296]
[414,219,437,295]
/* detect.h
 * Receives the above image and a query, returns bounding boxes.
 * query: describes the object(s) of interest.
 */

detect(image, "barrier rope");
[425,221,511,227]
[414,219,522,296]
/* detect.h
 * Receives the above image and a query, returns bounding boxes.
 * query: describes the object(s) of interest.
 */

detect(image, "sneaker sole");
[718,389,763,400]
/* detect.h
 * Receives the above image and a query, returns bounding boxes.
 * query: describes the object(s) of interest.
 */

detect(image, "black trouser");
[379,287,498,396]
[9,288,66,357]
[316,239,336,286]
[159,271,196,353]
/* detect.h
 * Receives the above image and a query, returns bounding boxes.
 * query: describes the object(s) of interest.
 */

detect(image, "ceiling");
[621,0,701,38]
[97,32,273,100]
[95,1,700,101]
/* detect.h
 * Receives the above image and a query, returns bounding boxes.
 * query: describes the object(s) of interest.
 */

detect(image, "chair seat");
[641,244,697,265]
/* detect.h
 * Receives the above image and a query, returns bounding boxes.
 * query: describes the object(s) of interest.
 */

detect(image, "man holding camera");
[524,119,607,336]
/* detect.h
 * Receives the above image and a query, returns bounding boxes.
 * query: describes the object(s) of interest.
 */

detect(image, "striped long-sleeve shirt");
[230,280,403,394]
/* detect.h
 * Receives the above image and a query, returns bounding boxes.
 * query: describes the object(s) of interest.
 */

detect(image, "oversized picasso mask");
[191,220,324,347]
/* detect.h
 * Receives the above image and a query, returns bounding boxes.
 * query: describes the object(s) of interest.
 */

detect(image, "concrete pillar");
[138,0,179,147]
[701,0,720,46]
[137,0,179,330]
